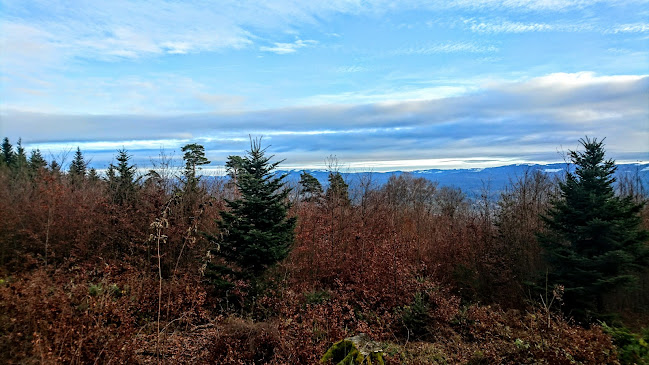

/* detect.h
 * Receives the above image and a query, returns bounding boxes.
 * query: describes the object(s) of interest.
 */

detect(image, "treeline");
[0,136,648,364]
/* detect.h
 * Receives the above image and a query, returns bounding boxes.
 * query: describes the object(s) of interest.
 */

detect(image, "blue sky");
[1,0,648,171]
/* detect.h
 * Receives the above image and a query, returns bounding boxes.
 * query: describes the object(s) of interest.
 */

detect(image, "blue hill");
[277,163,649,199]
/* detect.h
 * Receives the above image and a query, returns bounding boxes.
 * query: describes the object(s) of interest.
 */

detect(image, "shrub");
[602,324,649,364]
[398,292,432,339]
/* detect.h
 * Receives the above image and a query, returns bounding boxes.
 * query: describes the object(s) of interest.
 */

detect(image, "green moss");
[321,340,356,364]
[321,335,384,365]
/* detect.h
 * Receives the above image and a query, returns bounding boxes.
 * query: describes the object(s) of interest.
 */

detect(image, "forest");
[0,136,648,364]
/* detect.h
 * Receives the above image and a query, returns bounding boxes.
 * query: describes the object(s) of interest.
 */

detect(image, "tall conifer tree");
[28,149,47,171]
[28,149,48,178]
[1,137,14,168]
[14,138,27,171]
[539,137,649,322]
[106,149,139,205]
[69,147,87,177]
[208,139,295,296]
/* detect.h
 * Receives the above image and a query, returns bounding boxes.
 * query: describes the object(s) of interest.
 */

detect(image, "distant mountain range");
[277,163,649,199]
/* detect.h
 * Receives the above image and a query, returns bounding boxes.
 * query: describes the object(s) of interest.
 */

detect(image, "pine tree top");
[69,147,87,177]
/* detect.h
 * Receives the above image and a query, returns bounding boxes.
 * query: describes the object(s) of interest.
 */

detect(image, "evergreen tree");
[1,137,14,167]
[177,143,211,221]
[87,168,100,183]
[14,138,27,171]
[181,143,210,192]
[28,149,48,179]
[28,149,48,171]
[49,160,61,174]
[106,149,139,205]
[299,171,323,202]
[326,171,350,205]
[69,147,87,178]
[209,139,296,292]
[539,137,649,322]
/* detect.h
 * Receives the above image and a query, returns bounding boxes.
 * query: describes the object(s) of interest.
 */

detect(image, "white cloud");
[392,42,498,55]
[0,2,266,68]
[499,71,645,89]
[609,23,649,33]
[260,39,318,54]
[446,0,649,11]
[0,0,366,67]
[335,65,368,73]
[301,85,474,105]
[469,20,555,33]
[462,18,649,34]
[459,15,649,35]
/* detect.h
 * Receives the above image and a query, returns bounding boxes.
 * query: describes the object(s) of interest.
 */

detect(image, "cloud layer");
[3,72,647,170]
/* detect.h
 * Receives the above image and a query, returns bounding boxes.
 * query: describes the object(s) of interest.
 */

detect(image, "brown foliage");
[0,162,637,364]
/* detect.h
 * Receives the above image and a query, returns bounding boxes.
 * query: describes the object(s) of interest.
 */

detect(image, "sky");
[1,0,648,172]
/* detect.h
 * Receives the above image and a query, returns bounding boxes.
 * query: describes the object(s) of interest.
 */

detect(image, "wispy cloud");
[335,65,368,73]
[5,0,640,68]
[300,85,475,105]
[392,42,498,55]
[463,18,649,35]
[1,5,253,63]
[462,18,592,33]
[1,0,645,76]
[447,0,649,11]
[259,39,318,54]
[469,20,555,33]
[609,23,649,33]
[1,0,353,69]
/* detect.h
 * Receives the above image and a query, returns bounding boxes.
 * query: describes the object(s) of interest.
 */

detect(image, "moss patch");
[321,334,384,365]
